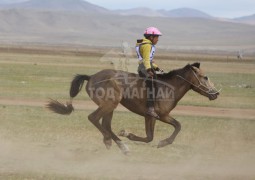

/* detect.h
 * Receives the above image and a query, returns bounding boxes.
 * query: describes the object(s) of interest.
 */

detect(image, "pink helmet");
[144,27,162,36]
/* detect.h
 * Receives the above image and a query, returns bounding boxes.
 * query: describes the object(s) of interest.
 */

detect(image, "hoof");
[116,140,130,155]
[118,129,129,137]
[157,141,165,148]
[157,139,172,148]
[103,138,112,149]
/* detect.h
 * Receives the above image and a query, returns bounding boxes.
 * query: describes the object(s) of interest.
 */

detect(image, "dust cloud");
[0,132,254,179]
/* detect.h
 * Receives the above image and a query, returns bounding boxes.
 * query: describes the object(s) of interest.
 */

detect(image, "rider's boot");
[146,106,160,119]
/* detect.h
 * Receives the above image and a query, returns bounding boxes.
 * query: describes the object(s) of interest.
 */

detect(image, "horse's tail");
[70,74,90,98]
[46,74,90,115]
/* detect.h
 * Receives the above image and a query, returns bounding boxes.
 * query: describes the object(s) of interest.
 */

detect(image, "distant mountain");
[0,8,255,51]
[0,0,253,23]
[0,0,109,13]
[0,0,254,52]
[234,14,255,25]
[161,8,212,18]
[114,7,212,19]
[114,7,164,17]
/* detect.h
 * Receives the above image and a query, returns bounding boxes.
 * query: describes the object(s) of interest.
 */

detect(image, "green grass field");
[0,49,255,179]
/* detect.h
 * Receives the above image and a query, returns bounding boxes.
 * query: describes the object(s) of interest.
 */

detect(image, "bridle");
[176,68,221,95]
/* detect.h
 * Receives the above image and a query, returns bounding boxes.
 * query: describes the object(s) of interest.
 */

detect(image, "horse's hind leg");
[102,111,129,154]
[102,111,114,149]
[88,107,112,144]
[119,116,156,143]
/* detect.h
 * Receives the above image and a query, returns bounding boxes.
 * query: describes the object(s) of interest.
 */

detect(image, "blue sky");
[1,0,254,18]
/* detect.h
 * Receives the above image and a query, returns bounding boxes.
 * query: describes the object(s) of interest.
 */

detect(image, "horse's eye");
[204,76,208,80]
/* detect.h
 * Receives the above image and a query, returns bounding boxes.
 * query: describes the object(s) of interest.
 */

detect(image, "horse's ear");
[191,62,200,69]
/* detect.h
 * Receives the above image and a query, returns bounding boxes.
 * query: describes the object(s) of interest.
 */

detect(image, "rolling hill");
[114,7,212,19]
[114,7,165,17]
[234,14,255,25]
[0,0,109,13]
[0,0,254,52]
[161,8,212,18]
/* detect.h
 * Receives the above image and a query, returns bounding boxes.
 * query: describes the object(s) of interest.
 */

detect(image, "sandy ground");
[0,98,254,179]
[0,140,254,179]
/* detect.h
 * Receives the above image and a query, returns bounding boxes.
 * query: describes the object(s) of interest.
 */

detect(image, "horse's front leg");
[119,116,156,143]
[157,115,181,148]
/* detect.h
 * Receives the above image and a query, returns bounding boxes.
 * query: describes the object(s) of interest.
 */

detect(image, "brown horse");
[47,62,219,154]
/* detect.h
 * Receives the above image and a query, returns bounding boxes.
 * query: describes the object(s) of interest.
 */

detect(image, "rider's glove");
[146,68,154,77]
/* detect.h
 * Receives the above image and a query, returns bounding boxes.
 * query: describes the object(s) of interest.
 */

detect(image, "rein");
[176,68,221,95]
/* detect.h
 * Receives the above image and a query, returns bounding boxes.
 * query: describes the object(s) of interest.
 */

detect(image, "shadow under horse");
[47,62,220,154]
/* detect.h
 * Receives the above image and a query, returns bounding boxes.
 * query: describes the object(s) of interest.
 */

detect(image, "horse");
[46,62,220,154]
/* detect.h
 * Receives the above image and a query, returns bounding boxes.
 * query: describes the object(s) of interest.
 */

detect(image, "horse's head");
[188,63,220,100]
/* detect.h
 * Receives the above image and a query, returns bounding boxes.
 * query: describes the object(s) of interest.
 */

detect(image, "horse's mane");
[157,64,192,79]
[157,62,200,79]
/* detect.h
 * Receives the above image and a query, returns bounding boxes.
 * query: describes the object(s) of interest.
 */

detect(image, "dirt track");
[1,97,255,179]
[0,97,254,120]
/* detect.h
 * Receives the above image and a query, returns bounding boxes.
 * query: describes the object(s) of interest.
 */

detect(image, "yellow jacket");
[136,38,158,70]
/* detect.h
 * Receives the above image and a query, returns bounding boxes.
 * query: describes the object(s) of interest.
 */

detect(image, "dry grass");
[0,47,254,179]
